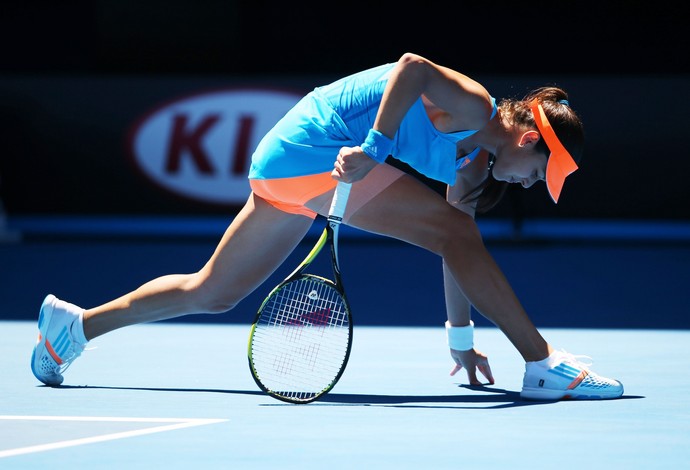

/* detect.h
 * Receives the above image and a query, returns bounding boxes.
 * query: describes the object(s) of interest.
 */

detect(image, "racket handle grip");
[328,182,352,222]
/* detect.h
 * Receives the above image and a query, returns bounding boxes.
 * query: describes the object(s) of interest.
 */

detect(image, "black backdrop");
[1,1,688,222]
[3,1,686,77]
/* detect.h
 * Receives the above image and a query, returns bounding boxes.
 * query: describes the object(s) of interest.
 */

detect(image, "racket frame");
[248,182,353,404]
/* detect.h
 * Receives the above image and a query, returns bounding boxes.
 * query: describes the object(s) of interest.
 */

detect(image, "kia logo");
[128,88,303,206]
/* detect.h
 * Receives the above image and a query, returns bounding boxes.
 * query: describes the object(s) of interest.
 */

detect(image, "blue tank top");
[249,63,496,185]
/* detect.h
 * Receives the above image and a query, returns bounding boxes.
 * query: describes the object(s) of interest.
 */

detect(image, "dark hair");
[462,86,585,213]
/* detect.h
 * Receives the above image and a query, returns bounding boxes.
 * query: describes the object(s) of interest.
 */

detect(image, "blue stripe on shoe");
[53,326,70,358]
[548,363,582,380]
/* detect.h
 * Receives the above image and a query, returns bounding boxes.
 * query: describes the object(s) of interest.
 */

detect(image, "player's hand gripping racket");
[248,182,353,404]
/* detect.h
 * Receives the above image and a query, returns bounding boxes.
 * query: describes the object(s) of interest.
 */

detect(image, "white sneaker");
[521,350,624,400]
[31,294,87,386]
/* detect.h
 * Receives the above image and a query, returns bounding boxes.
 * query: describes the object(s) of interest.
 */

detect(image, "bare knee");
[185,273,245,314]
[202,296,240,314]
[427,210,484,257]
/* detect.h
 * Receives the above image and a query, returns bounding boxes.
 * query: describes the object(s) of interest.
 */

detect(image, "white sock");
[70,311,88,345]
[530,350,561,369]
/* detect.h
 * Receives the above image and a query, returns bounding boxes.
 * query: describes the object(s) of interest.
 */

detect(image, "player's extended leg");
[32,192,315,386]
[341,173,623,400]
[344,173,550,362]
[83,192,314,340]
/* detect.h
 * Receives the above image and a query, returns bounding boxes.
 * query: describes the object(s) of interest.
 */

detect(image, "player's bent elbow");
[397,53,433,81]
[399,52,426,66]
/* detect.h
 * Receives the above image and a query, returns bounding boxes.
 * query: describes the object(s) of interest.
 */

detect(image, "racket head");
[248,273,353,404]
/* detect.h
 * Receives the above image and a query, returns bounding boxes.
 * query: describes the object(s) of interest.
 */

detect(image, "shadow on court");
[42,383,644,410]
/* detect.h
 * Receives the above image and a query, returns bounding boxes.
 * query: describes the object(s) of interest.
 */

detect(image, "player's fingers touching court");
[449,348,495,385]
[476,356,495,385]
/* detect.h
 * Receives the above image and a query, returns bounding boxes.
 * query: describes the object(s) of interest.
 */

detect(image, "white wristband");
[445,320,474,351]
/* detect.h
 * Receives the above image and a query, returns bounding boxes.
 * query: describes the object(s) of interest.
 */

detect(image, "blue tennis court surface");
[2,218,689,468]
[2,322,689,468]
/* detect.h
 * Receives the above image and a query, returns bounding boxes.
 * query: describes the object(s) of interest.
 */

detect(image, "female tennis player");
[32,53,623,400]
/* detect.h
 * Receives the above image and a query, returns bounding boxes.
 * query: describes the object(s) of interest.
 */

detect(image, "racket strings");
[250,276,351,398]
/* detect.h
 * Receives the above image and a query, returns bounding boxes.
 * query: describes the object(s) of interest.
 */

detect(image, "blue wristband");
[360,129,393,163]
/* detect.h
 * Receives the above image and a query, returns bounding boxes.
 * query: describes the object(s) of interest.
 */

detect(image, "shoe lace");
[558,349,593,370]
[56,342,93,374]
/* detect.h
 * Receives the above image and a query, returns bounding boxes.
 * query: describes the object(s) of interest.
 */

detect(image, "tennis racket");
[248,181,353,404]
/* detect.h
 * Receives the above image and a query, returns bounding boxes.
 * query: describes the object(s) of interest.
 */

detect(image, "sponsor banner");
[128,88,302,206]
[0,75,688,220]
[0,76,314,215]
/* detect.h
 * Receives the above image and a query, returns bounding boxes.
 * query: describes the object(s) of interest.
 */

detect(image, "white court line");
[0,415,228,458]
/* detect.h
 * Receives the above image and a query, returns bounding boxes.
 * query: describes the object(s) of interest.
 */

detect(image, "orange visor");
[530,99,579,203]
